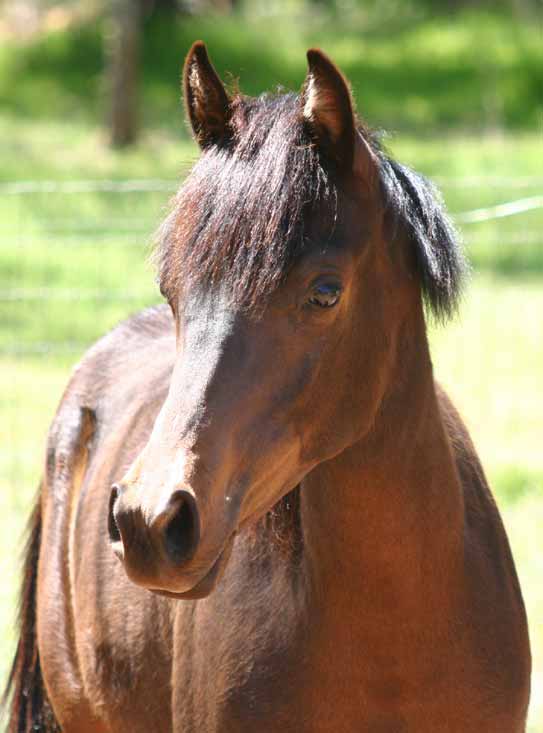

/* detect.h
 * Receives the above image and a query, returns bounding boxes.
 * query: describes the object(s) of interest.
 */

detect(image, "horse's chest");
[171,559,306,732]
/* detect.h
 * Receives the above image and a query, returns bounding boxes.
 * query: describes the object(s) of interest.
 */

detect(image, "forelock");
[155,92,337,310]
[154,90,466,321]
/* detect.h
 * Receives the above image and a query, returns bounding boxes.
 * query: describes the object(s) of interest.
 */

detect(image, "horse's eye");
[308,283,342,309]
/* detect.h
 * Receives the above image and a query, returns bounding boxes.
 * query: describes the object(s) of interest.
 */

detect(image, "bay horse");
[4,44,531,732]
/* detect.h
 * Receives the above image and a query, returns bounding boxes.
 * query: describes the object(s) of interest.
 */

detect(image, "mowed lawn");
[1,122,542,730]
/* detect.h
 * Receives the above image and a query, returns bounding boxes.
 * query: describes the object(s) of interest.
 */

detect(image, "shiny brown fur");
[5,45,530,732]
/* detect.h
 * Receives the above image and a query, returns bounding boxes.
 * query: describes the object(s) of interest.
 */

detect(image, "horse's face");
[108,45,415,597]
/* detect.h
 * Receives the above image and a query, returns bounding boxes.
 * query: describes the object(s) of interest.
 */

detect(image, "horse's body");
[5,44,530,732]
[13,305,530,733]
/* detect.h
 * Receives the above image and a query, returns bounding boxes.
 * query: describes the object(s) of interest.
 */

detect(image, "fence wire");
[1,177,542,357]
[2,176,543,194]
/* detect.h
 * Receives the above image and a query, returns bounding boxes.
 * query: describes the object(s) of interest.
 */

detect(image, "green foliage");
[0,7,541,130]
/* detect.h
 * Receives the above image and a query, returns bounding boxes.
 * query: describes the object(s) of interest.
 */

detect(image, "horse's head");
[108,42,464,597]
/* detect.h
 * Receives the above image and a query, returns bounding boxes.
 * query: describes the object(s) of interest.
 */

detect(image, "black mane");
[379,157,467,321]
[156,91,466,320]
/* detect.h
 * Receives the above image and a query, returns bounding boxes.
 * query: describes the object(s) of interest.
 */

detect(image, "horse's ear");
[302,49,356,169]
[183,41,231,149]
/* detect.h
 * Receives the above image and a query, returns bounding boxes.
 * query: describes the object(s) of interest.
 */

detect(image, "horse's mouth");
[150,533,236,600]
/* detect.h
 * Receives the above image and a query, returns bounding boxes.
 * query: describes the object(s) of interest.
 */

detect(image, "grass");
[0,111,542,730]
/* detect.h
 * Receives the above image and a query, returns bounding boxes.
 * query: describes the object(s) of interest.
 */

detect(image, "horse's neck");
[299,331,465,636]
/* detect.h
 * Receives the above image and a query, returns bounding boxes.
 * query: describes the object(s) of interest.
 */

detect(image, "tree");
[107,0,141,147]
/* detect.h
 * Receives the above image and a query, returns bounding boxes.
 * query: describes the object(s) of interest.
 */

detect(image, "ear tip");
[306,47,333,71]
[187,40,209,65]
[306,48,321,65]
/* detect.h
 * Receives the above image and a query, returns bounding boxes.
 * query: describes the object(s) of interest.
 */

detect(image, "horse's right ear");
[183,41,231,149]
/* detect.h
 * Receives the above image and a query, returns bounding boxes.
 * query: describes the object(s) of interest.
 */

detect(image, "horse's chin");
[149,534,236,600]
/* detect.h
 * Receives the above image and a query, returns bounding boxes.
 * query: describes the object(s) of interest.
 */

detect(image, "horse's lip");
[151,533,236,600]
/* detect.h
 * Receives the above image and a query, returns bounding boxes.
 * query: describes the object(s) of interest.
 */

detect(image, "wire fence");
[2,176,543,194]
[455,195,543,224]
[1,176,542,357]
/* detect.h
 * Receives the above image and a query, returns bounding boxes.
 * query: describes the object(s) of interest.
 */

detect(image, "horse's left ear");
[302,49,356,169]
[183,41,231,149]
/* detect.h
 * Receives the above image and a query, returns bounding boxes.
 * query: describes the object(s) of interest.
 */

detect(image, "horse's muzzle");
[107,484,200,587]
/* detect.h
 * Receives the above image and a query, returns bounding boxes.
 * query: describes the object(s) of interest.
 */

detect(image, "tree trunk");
[107,0,141,148]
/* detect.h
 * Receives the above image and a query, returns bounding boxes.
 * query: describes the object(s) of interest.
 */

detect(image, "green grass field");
[1,112,542,730]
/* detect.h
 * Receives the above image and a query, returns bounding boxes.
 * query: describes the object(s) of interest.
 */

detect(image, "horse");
[4,43,531,733]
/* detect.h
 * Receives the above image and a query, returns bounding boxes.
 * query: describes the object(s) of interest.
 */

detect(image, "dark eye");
[307,283,342,309]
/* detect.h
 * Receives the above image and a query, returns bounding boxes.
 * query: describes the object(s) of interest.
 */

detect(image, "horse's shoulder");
[44,305,174,496]
[434,387,530,712]
[76,303,174,389]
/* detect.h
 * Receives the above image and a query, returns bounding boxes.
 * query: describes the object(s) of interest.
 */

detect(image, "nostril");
[163,492,199,566]
[108,485,121,544]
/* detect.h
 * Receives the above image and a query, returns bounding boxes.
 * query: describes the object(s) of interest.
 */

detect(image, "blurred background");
[0,0,542,729]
